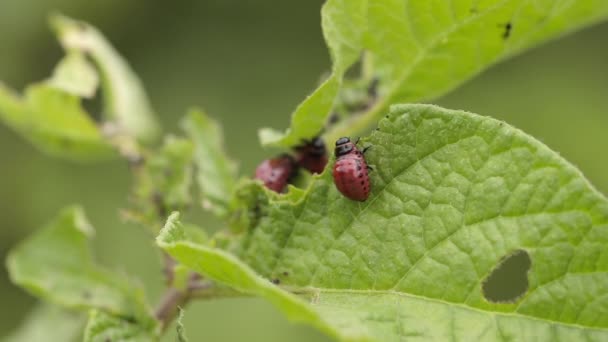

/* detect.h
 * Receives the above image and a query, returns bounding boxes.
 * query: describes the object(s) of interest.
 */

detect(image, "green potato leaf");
[51,14,161,143]
[258,0,366,147]
[181,108,238,216]
[0,83,115,161]
[6,207,155,326]
[46,51,99,98]
[161,105,608,341]
[157,213,345,340]
[129,136,194,229]
[332,0,608,140]
[84,310,158,342]
[262,0,608,147]
[2,304,84,342]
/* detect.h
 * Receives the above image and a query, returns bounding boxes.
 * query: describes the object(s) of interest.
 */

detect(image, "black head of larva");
[305,137,326,156]
[334,137,355,157]
[312,137,324,148]
[335,137,350,146]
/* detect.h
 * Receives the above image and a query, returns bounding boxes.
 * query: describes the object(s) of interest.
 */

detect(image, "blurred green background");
[0,1,606,341]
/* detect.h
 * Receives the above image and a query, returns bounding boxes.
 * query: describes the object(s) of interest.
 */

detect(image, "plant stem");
[154,287,187,331]
[154,276,244,333]
[154,276,209,332]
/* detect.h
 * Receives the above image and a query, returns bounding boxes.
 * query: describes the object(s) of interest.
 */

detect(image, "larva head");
[294,137,328,174]
[334,137,355,157]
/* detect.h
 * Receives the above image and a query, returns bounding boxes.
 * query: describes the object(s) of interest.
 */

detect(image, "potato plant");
[2,1,608,341]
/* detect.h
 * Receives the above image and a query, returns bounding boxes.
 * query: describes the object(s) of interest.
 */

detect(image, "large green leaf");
[181,108,237,216]
[6,207,154,325]
[51,14,161,143]
[0,83,115,161]
[162,105,608,341]
[262,0,608,146]
[331,0,608,140]
[84,310,158,342]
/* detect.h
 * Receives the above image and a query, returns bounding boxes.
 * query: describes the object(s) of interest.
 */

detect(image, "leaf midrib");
[294,287,608,332]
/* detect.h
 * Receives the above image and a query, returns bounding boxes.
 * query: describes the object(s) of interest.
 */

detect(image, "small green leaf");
[176,307,187,342]
[51,14,161,143]
[130,136,194,228]
[168,105,608,341]
[258,0,366,147]
[258,77,340,147]
[181,222,209,245]
[0,83,115,161]
[181,108,237,216]
[46,51,99,98]
[3,304,84,342]
[84,310,158,342]
[6,207,153,325]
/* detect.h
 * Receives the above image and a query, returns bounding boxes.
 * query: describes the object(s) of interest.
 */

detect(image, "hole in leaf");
[482,249,531,303]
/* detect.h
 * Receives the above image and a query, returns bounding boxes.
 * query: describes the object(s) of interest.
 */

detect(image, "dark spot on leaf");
[122,316,137,323]
[271,278,280,285]
[470,7,478,14]
[105,338,111,342]
[482,249,531,303]
[82,290,92,299]
[246,203,263,229]
[283,271,289,276]
[502,22,513,40]
[367,77,379,99]
[360,180,365,185]
[328,112,340,125]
